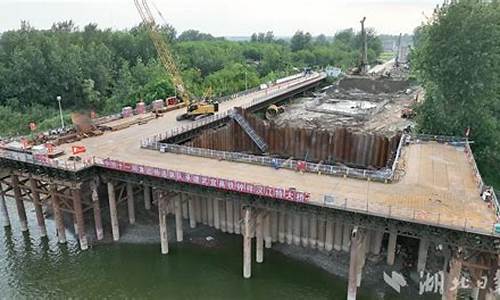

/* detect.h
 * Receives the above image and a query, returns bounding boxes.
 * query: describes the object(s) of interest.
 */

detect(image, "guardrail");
[155,143,392,182]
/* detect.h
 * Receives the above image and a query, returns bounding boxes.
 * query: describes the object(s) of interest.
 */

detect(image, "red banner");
[102,159,309,203]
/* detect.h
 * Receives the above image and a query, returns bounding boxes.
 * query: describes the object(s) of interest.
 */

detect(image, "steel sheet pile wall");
[186,109,400,169]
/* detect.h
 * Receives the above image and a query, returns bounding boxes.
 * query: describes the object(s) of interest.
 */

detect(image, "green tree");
[290,31,312,52]
[412,0,500,187]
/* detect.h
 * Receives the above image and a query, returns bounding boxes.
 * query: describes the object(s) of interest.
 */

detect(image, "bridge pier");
[226,200,234,234]
[243,206,252,278]
[271,211,278,242]
[286,212,293,245]
[442,250,463,300]
[342,224,351,252]
[301,214,309,247]
[278,211,285,243]
[309,214,317,249]
[50,184,66,243]
[213,199,220,230]
[72,189,88,250]
[387,232,397,265]
[370,231,384,255]
[207,196,214,227]
[256,212,264,263]
[325,219,334,251]
[158,195,169,254]
[91,181,104,240]
[233,199,241,234]
[107,182,120,241]
[417,238,429,272]
[143,184,151,210]
[317,218,326,250]
[0,183,10,227]
[334,221,343,251]
[264,213,272,249]
[29,178,47,237]
[220,200,227,232]
[126,182,135,225]
[188,196,196,228]
[175,196,183,242]
[347,227,366,300]
[11,175,28,232]
[293,214,301,246]
[202,197,208,225]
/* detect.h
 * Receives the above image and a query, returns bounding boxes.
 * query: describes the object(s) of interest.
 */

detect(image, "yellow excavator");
[134,0,219,121]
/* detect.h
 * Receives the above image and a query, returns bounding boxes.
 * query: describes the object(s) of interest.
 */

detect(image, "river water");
[0,201,430,300]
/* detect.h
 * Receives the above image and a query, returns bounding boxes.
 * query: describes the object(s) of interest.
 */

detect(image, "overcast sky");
[0,0,442,36]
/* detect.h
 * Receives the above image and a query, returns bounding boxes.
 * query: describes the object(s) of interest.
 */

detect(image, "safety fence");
[155,143,392,182]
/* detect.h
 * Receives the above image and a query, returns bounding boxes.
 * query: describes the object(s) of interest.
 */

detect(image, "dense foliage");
[412,0,500,187]
[0,21,382,136]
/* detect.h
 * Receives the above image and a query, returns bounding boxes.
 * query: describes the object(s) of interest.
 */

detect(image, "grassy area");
[378,51,395,62]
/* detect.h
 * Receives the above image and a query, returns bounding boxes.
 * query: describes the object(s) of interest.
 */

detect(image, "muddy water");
[0,201,433,300]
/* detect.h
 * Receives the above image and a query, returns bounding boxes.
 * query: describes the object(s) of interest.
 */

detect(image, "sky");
[0,0,442,36]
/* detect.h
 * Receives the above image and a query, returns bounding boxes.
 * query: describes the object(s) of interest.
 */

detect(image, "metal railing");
[323,194,497,236]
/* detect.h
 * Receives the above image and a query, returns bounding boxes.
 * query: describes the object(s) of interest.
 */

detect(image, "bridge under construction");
[1,72,499,300]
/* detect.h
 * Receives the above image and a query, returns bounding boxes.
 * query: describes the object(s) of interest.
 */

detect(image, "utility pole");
[360,17,368,75]
[56,96,65,129]
[395,33,402,66]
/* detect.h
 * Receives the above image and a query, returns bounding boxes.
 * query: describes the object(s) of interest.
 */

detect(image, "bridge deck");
[52,74,496,235]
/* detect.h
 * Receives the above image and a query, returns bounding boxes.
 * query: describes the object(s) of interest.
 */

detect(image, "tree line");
[0,20,382,136]
[412,0,500,188]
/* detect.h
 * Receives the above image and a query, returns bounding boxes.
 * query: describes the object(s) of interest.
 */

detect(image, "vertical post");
[347,227,365,300]
[256,212,264,263]
[443,251,463,300]
[278,211,285,243]
[286,212,293,245]
[201,197,208,225]
[29,178,47,237]
[126,182,135,225]
[309,214,317,249]
[50,184,66,243]
[226,199,234,234]
[220,200,227,232]
[159,196,169,254]
[271,211,278,242]
[264,212,271,249]
[175,196,183,242]
[0,183,10,227]
[143,184,151,210]
[293,213,301,246]
[301,214,309,247]
[334,222,343,251]
[233,199,241,234]
[417,238,429,272]
[324,219,333,251]
[213,199,220,230]
[207,196,214,227]
[11,175,28,232]
[243,206,252,279]
[72,189,88,250]
[91,181,104,240]
[107,182,120,241]
[387,232,397,266]
[370,231,384,255]
[342,224,351,252]
[188,196,196,229]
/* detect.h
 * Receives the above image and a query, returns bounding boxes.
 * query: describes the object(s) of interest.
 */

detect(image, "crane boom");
[134,0,190,106]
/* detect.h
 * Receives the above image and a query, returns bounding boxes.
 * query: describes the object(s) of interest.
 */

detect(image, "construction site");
[0,3,499,300]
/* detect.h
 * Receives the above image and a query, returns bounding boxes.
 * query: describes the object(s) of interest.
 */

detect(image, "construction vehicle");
[134,0,218,121]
